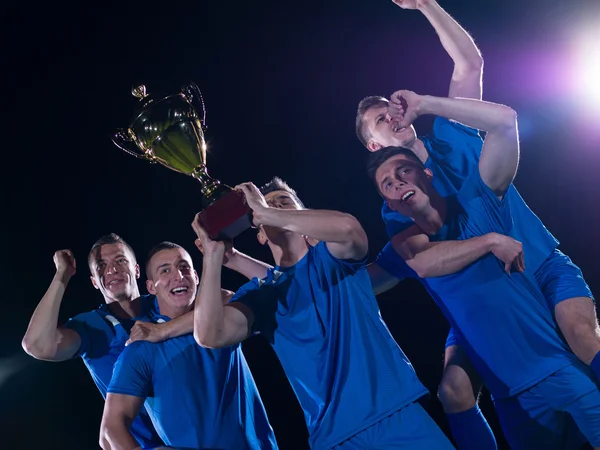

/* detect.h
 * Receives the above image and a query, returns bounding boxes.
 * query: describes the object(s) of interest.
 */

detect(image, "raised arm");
[236,182,368,260]
[391,90,519,196]
[392,225,525,277]
[99,394,144,450]
[21,250,82,361]
[191,216,255,349]
[393,0,483,99]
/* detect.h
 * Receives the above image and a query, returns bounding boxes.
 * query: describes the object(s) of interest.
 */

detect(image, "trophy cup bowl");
[112,83,252,240]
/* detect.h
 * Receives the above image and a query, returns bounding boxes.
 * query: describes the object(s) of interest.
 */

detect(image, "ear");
[193,269,199,286]
[134,263,140,279]
[90,275,99,290]
[257,226,268,246]
[146,279,157,295]
[424,168,433,180]
[367,140,382,153]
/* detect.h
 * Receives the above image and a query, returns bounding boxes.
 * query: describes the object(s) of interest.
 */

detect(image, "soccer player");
[100,241,277,450]
[191,179,455,449]
[368,90,600,449]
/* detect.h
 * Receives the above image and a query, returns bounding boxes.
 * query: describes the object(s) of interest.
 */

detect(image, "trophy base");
[197,190,253,240]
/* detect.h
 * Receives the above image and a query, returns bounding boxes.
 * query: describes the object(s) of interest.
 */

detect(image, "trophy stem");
[192,165,231,207]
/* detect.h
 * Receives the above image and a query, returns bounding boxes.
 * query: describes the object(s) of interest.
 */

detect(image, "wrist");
[53,270,72,285]
[484,233,499,252]
[416,0,436,12]
[416,95,434,116]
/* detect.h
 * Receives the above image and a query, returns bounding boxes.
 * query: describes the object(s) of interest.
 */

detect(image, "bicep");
[103,393,144,425]
[221,303,255,346]
[478,125,519,197]
[390,226,433,262]
[49,327,82,361]
[220,289,235,305]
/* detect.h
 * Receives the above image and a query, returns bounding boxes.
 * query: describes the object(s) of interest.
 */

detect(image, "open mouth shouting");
[170,286,190,296]
[401,190,415,202]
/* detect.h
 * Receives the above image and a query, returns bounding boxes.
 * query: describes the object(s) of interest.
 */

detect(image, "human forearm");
[22,271,77,360]
[254,207,367,258]
[418,95,516,133]
[225,250,272,280]
[395,234,495,278]
[419,0,483,98]
[194,255,228,347]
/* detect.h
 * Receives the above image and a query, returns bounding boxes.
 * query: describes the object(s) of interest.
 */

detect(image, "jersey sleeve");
[107,342,154,398]
[426,116,483,163]
[374,242,418,281]
[230,279,274,336]
[458,166,513,234]
[62,312,94,358]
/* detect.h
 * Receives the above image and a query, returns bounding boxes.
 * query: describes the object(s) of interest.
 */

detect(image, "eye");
[376,116,383,124]
[117,258,127,264]
[162,267,170,274]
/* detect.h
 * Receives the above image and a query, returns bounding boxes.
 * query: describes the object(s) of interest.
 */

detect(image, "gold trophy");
[112,83,252,240]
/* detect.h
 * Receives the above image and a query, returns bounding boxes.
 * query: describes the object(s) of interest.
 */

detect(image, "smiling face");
[374,153,434,217]
[362,104,418,152]
[89,243,140,303]
[146,247,199,316]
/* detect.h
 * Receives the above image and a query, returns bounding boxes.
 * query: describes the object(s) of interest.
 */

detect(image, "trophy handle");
[111,128,153,161]
[181,82,207,129]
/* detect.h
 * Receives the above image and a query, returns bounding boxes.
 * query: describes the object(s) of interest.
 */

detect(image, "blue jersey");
[381,117,559,273]
[425,168,578,399]
[107,303,277,450]
[231,242,428,449]
[63,295,162,449]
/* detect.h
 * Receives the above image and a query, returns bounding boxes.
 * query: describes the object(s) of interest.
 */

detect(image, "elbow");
[407,260,433,279]
[496,107,519,133]
[21,337,48,360]
[98,423,111,450]
[193,328,222,349]
[342,215,369,257]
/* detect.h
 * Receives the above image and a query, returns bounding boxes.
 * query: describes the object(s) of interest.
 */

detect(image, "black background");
[3,0,600,448]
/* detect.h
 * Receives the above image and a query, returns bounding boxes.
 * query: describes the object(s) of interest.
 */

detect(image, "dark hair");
[145,241,185,279]
[355,96,389,148]
[260,176,305,208]
[88,233,136,268]
[366,146,426,189]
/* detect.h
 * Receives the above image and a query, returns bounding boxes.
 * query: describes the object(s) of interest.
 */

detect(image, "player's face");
[147,248,198,311]
[259,190,303,241]
[375,154,432,217]
[89,243,140,303]
[363,104,417,152]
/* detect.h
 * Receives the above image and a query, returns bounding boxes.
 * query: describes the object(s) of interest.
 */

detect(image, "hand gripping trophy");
[112,83,252,239]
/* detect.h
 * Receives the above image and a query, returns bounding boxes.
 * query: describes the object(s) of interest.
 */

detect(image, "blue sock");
[590,350,600,382]
[446,405,497,450]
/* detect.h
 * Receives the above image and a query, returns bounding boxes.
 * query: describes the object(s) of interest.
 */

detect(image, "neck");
[107,293,142,319]
[268,233,309,268]
[157,299,193,319]
[405,138,428,164]
[411,191,447,235]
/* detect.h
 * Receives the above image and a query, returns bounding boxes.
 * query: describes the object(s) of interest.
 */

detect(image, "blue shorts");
[493,363,600,449]
[333,402,454,449]
[535,249,594,309]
